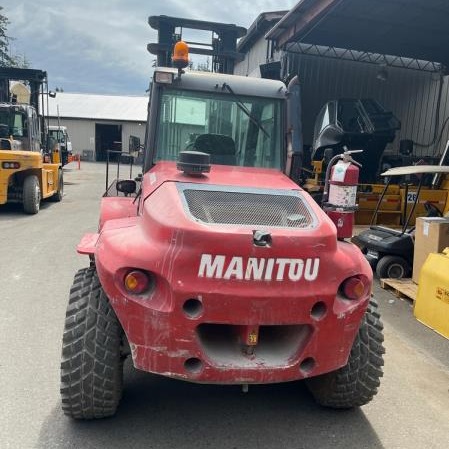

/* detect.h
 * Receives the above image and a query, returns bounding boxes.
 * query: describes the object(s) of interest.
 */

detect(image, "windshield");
[155,88,283,169]
[0,108,27,138]
[49,130,66,143]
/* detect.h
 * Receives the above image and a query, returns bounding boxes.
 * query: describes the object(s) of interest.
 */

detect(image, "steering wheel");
[424,201,443,217]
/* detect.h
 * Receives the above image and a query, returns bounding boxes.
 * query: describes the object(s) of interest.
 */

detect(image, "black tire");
[50,169,63,202]
[375,255,410,279]
[60,267,124,419]
[22,175,41,214]
[306,298,385,408]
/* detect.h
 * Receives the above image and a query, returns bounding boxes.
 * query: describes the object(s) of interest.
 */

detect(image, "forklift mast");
[0,67,47,110]
[147,15,246,74]
[0,67,50,149]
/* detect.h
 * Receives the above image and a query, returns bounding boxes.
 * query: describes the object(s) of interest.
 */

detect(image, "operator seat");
[193,133,236,165]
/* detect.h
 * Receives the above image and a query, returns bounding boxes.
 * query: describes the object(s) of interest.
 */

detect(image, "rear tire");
[50,169,63,202]
[375,255,410,279]
[60,267,124,419]
[306,298,385,408]
[22,175,41,214]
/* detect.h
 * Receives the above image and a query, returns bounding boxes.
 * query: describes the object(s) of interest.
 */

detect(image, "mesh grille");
[183,189,314,228]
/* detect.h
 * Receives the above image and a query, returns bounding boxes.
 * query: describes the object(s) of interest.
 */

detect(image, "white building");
[46,93,148,161]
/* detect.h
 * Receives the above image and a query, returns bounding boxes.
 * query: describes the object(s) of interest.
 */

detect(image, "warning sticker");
[435,286,449,304]
[331,161,351,183]
[328,185,357,207]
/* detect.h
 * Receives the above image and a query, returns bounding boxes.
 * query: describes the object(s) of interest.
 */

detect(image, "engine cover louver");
[179,184,316,229]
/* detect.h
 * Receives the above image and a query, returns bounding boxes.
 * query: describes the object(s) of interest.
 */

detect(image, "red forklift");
[60,17,384,419]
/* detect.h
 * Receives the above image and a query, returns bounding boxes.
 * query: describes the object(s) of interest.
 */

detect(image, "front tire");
[306,298,385,408]
[60,267,124,419]
[23,175,41,214]
[375,255,410,279]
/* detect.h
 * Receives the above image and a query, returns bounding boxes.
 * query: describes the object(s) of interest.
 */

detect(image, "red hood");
[142,162,301,199]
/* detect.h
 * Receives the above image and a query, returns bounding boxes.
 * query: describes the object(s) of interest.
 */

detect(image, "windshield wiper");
[222,83,270,138]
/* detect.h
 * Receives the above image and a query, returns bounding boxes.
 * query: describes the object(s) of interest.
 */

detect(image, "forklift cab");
[0,104,41,152]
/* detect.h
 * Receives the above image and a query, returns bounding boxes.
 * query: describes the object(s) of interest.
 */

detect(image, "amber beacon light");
[172,40,189,69]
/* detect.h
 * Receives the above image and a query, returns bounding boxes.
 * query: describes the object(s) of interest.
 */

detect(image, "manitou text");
[198,254,320,282]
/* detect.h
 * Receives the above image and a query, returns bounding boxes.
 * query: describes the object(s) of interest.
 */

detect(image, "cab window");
[156,88,282,169]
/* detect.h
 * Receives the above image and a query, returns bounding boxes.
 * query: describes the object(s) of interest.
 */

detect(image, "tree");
[196,58,211,72]
[0,6,29,68]
[0,7,13,66]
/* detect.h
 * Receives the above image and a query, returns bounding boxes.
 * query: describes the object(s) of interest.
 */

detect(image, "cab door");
[27,107,41,152]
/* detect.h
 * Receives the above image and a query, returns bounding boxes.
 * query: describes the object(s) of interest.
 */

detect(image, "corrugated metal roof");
[266,0,449,68]
[237,11,287,53]
[46,92,149,122]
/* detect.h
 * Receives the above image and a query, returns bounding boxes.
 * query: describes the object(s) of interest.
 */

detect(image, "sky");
[2,0,296,96]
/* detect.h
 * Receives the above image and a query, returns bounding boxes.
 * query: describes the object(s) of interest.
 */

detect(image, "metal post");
[370,179,391,226]
[402,184,409,227]
[106,150,110,191]
[402,178,423,234]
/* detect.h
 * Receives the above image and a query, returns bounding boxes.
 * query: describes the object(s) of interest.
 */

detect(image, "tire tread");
[23,175,40,214]
[60,267,123,419]
[306,298,385,408]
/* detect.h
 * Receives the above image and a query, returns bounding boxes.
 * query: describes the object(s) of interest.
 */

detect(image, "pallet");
[380,278,418,302]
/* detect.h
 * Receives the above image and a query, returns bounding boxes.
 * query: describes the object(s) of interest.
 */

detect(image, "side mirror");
[129,135,141,153]
[116,179,137,195]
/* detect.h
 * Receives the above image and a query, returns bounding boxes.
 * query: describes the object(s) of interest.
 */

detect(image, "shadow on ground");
[0,201,52,219]
[38,361,383,449]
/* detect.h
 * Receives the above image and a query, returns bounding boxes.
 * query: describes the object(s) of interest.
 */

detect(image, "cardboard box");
[412,217,449,283]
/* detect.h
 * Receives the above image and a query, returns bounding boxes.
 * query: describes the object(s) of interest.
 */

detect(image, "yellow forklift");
[0,68,62,214]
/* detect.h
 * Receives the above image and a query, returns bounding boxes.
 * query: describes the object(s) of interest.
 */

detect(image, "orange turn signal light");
[124,270,151,295]
[341,276,366,300]
[172,40,189,69]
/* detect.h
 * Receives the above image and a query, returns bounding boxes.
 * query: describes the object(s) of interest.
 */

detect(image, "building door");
[95,123,122,161]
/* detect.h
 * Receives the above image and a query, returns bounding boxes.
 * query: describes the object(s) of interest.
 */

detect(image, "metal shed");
[267,0,449,68]
[235,0,449,162]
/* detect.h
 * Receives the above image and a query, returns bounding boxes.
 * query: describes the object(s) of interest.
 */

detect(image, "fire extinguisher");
[322,149,362,239]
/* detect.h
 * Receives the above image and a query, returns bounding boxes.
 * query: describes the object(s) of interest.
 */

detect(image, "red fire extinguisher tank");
[326,159,360,239]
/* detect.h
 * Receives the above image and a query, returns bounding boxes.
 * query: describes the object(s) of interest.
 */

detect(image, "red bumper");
[117,291,368,384]
[94,230,371,383]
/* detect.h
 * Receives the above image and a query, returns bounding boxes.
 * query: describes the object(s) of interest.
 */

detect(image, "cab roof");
[154,67,287,99]
[381,165,449,177]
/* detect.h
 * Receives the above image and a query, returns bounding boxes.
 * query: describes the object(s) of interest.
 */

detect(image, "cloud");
[2,0,295,94]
